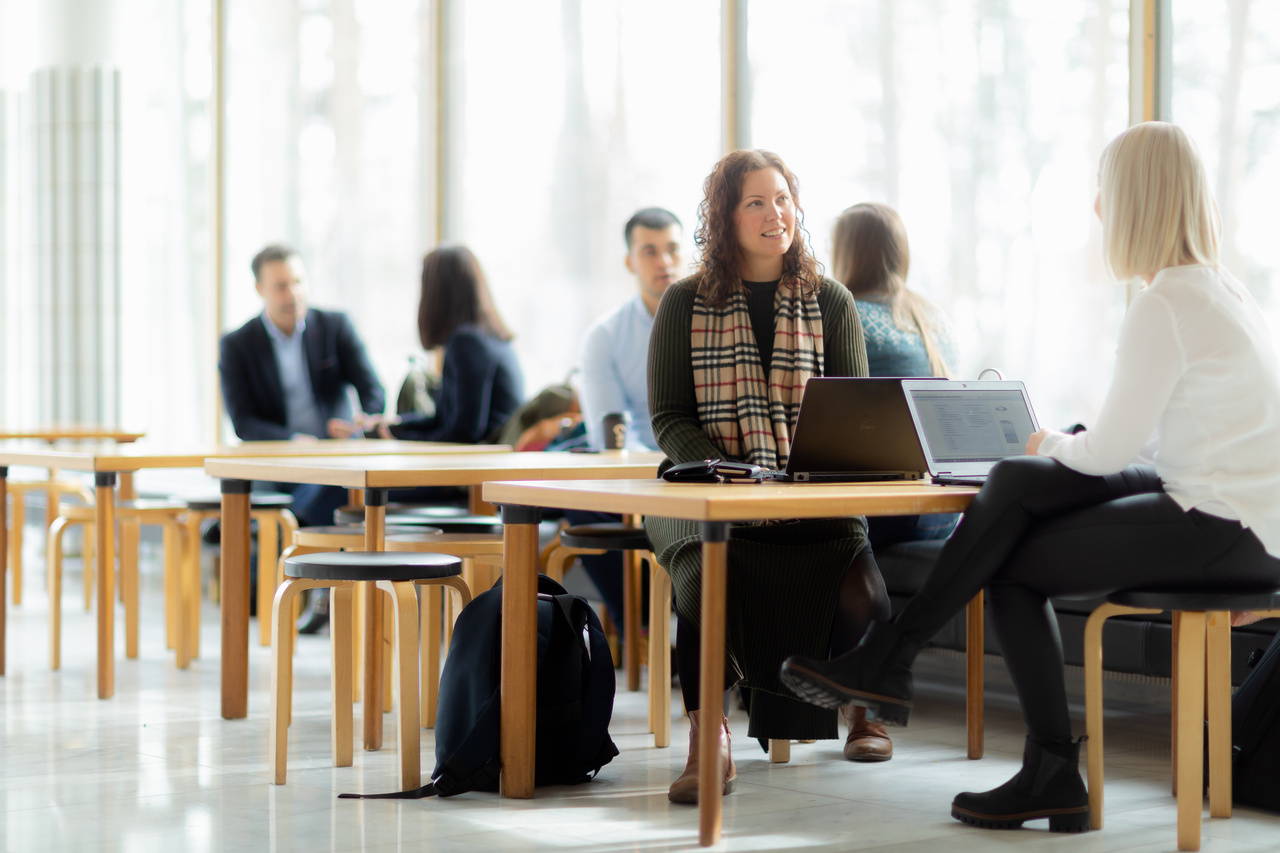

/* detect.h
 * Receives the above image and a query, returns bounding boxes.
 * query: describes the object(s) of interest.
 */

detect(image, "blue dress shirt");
[579,295,657,451]
[261,312,327,438]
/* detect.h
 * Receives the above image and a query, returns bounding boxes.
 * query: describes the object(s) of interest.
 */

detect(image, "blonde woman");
[832,203,959,547]
[782,122,1280,832]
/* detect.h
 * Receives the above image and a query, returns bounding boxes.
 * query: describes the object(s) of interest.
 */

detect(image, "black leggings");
[896,456,1280,742]
[678,548,889,712]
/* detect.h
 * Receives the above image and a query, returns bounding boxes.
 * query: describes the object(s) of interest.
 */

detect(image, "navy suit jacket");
[219,308,386,441]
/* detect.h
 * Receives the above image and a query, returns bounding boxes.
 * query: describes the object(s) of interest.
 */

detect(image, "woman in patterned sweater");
[831,203,959,547]
[646,150,894,804]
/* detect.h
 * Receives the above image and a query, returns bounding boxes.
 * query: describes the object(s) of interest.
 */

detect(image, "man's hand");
[355,413,398,440]
[327,418,356,439]
[290,433,319,443]
[1025,428,1052,456]
[1231,611,1270,627]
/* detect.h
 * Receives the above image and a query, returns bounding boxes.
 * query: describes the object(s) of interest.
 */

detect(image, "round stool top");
[1108,587,1280,612]
[561,522,651,552]
[404,516,504,534]
[296,524,442,537]
[285,551,463,581]
[183,492,294,512]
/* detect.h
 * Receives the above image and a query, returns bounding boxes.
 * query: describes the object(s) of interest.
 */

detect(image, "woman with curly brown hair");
[646,149,892,803]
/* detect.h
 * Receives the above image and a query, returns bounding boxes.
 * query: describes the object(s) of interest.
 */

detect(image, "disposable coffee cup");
[601,412,629,450]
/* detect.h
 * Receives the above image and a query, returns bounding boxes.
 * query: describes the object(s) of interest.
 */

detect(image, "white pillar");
[28,0,123,425]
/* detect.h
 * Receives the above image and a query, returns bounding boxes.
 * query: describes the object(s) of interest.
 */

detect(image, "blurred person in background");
[568,207,683,633]
[831,203,960,548]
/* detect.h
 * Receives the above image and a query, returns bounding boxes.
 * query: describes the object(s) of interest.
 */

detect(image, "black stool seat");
[412,516,504,535]
[297,524,442,537]
[184,492,294,512]
[1108,587,1280,612]
[285,551,463,582]
[560,522,651,552]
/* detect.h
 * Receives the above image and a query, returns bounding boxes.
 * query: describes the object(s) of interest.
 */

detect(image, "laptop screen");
[904,384,1038,467]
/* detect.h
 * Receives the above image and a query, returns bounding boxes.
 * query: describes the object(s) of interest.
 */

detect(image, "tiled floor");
[4,540,1280,852]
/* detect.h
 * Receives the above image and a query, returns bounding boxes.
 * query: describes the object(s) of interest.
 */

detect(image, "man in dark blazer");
[220,245,386,632]
[220,244,385,445]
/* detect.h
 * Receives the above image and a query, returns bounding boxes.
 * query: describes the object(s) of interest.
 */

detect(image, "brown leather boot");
[842,704,893,761]
[668,710,738,803]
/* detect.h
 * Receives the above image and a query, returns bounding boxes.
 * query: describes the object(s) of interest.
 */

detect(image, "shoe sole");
[667,775,738,805]
[951,804,1090,833]
[779,661,912,726]
[844,751,893,762]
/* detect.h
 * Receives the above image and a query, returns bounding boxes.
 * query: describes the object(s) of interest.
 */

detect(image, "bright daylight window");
[747,0,1130,429]
[1173,1,1280,331]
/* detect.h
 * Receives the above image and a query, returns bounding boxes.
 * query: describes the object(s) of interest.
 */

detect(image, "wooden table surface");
[0,440,509,697]
[482,477,980,847]
[0,427,144,443]
[206,450,665,737]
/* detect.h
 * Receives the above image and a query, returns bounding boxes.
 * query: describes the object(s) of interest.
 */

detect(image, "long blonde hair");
[831,203,951,377]
[1099,122,1221,282]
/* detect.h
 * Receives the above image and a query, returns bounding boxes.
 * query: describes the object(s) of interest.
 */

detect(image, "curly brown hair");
[693,149,823,308]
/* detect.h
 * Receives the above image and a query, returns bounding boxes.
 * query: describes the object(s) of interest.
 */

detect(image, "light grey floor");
[3,535,1280,852]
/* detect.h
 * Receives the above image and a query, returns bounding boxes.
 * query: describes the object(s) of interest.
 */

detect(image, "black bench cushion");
[184,492,294,512]
[560,523,651,552]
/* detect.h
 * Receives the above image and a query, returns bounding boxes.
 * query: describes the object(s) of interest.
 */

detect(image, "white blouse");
[1038,265,1280,557]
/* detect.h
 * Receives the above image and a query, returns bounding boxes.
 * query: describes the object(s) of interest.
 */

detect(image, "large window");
[456,0,721,394]
[1174,1,1280,330]
[748,0,1131,429]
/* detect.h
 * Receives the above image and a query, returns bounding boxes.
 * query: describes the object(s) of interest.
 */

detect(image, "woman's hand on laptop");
[1025,428,1052,456]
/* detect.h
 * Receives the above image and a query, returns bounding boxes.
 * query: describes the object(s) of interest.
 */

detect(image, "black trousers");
[897,456,1280,742]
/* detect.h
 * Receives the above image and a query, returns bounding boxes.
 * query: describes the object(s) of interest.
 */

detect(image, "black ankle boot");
[951,737,1090,832]
[779,620,922,726]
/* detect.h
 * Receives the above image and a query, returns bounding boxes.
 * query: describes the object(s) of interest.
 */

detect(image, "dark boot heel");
[1047,810,1091,833]
[867,699,912,728]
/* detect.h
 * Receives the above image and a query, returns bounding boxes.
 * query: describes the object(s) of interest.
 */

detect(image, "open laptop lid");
[782,377,942,481]
[900,379,1041,478]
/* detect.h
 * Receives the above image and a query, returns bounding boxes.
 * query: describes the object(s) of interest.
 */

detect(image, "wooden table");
[0,427,145,443]
[483,478,979,847]
[204,451,664,745]
[0,439,501,694]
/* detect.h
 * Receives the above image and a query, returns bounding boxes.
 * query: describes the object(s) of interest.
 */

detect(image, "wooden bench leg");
[422,584,441,728]
[255,511,279,647]
[121,518,141,659]
[331,584,354,768]
[648,554,672,748]
[270,578,324,784]
[47,517,71,670]
[966,592,984,759]
[1206,611,1232,820]
[1175,611,1206,852]
[624,549,642,692]
[769,739,790,763]
[10,491,23,605]
[379,580,421,791]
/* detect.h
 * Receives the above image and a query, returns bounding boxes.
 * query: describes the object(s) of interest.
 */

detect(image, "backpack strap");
[338,784,438,800]
[338,753,502,800]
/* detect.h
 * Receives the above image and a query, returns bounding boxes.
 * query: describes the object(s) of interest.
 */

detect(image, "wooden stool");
[8,478,94,605]
[1084,587,1280,851]
[545,522,672,748]
[182,494,299,651]
[279,524,442,708]
[269,551,470,790]
[47,499,190,669]
[385,529,506,726]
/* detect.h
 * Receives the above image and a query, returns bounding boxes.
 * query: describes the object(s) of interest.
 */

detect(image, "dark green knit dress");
[645,275,870,741]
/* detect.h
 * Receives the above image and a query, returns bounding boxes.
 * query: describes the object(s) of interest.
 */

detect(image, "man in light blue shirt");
[571,208,683,630]
[579,208,683,451]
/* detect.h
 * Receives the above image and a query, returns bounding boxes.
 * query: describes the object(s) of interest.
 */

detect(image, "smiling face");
[733,167,796,279]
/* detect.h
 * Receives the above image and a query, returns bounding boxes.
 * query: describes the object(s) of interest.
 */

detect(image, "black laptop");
[765,377,943,482]
[900,379,1041,486]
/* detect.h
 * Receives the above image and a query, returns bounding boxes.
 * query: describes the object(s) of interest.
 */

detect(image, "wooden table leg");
[220,480,253,719]
[0,466,7,675]
[94,473,117,699]
[624,548,642,692]
[966,592,984,759]
[362,490,387,751]
[498,504,541,799]
[699,522,729,847]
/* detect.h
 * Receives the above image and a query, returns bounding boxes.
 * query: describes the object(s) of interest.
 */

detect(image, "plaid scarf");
[691,282,824,470]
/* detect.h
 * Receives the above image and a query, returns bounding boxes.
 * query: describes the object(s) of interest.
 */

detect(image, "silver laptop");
[901,379,1040,486]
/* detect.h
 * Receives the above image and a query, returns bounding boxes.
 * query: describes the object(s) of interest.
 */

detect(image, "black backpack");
[340,574,618,800]
[1231,628,1280,811]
